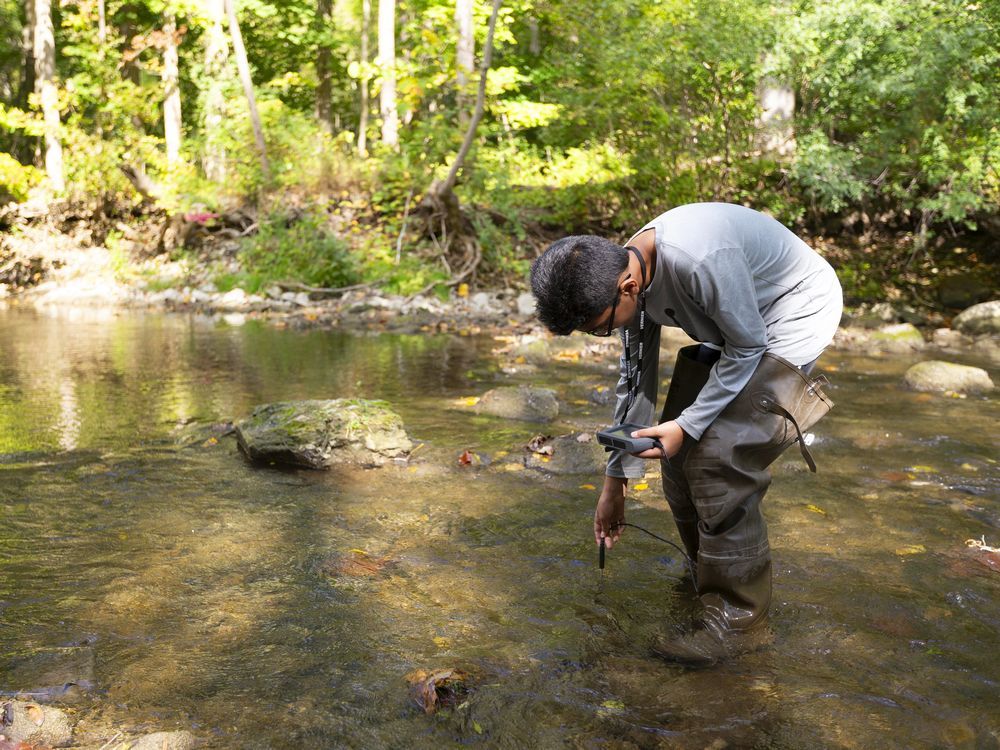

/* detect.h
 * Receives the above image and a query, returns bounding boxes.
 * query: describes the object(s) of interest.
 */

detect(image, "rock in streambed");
[475,386,559,422]
[236,399,412,469]
[0,700,74,747]
[902,361,995,394]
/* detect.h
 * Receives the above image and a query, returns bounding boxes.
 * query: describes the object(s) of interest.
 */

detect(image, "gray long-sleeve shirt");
[606,203,842,479]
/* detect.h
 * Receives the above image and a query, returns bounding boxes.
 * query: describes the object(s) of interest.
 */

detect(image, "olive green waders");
[654,344,833,666]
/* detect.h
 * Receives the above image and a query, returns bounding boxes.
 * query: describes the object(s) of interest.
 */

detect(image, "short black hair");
[530,235,628,335]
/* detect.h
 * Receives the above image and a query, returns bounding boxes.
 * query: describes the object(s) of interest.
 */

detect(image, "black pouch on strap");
[749,353,834,472]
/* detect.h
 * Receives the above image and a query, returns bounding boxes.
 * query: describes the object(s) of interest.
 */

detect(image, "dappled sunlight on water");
[1,306,998,748]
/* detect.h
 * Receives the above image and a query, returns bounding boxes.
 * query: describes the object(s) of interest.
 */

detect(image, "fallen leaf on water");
[580,483,596,490]
[554,350,581,362]
[433,636,450,648]
[458,449,482,466]
[202,437,218,447]
[526,435,553,454]
[806,504,826,515]
[909,465,935,473]
[318,551,392,578]
[493,450,508,459]
[896,544,926,556]
[633,483,648,491]
[457,283,469,298]
[472,720,484,734]
[456,396,480,407]
[406,668,471,714]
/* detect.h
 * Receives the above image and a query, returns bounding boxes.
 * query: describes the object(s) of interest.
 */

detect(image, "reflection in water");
[0,306,998,748]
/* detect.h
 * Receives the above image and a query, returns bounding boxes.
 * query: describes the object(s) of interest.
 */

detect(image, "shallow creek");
[1,306,998,749]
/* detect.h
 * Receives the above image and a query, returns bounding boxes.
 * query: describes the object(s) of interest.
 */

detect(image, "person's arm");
[675,249,767,439]
[594,475,626,549]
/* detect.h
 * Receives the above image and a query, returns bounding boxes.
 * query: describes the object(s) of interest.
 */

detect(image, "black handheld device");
[599,537,605,569]
[596,423,656,453]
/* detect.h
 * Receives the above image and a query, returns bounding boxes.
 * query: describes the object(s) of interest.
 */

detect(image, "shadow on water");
[1,306,998,748]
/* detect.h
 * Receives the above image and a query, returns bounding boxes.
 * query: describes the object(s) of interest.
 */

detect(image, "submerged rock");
[902,361,995,394]
[521,433,608,474]
[476,386,558,422]
[0,700,74,747]
[125,730,198,750]
[952,300,1000,337]
[235,399,412,469]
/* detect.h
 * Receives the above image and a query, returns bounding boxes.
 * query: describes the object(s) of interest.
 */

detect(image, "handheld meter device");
[596,423,656,453]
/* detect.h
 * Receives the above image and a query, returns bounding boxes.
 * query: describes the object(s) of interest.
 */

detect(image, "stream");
[1,305,998,749]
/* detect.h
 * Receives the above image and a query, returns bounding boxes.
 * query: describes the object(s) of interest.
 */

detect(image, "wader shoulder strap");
[760,399,817,473]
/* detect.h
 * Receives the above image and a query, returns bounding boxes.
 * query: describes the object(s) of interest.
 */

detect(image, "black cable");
[607,521,698,584]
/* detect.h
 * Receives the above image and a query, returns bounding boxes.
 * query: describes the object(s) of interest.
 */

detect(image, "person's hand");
[631,420,686,459]
[594,475,626,549]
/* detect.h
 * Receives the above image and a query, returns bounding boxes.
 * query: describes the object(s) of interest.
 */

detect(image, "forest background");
[1,0,998,309]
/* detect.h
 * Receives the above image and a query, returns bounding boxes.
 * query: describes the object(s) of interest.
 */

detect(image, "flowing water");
[1,305,998,749]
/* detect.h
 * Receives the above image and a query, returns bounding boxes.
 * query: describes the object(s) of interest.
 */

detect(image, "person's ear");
[620,274,640,298]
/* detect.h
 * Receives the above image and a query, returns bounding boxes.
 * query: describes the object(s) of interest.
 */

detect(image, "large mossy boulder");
[476,386,559,422]
[236,399,412,469]
[952,300,1000,337]
[903,361,995,394]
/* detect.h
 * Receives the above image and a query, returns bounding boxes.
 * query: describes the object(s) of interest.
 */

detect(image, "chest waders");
[654,344,833,666]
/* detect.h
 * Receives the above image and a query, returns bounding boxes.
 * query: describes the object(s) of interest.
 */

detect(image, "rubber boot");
[659,345,718,563]
[653,353,832,667]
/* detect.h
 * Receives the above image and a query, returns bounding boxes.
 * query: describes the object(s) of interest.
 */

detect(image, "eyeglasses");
[586,272,630,337]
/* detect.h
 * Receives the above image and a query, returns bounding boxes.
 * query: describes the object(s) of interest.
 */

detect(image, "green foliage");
[234,210,359,293]
[0,152,42,203]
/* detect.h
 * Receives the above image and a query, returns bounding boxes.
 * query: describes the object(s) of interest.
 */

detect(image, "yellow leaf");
[896,544,926,556]
[202,437,218,447]
[493,450,508,459]
[633,483,648,491]
[554,350,581,362]
[433,636,450,648]
[514,356,526,364]
[806,504,826,515]
[910,465,935,473]
[456,396,480,406]
[457,283,469,298]
[580,483,596,490]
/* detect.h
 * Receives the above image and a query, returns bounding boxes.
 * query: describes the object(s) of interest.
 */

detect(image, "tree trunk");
[97,0,106,43]
[455,0,473,125]
[202,0,229,182]
[358,0,371,156]
[316,0,333,133]
[437,0,501,197]
[33,0,63,191]
[163,15,183,164]
[225,0,269,176]
[377,0,398,147]
[414,0,501,290]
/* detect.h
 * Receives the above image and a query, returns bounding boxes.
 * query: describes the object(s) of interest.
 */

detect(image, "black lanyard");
[622,245,647,417]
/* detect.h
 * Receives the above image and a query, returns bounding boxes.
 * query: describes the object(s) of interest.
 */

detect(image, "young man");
[530,202,842,666]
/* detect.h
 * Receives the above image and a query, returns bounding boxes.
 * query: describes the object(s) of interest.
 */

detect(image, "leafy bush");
[234,210,359,292]
[0,152,42,203]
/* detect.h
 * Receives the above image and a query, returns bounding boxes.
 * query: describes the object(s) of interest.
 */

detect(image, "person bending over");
[530,202,842,666]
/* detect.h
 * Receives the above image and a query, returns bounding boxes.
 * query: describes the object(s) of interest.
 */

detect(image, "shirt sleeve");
[605,316,661,479]
[674,248,767,440]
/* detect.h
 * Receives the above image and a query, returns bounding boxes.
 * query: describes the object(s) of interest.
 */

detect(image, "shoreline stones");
[952,300,1000,337]
[1,700,74,747]
[235,399,412,469]
[903,361,995,394]
[475,386,559,422]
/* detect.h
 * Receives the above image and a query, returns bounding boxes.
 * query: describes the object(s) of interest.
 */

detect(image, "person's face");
[581,270,641,336]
